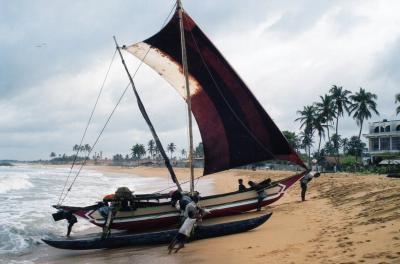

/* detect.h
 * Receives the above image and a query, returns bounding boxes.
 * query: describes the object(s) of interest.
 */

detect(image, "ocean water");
[0,165,213,264]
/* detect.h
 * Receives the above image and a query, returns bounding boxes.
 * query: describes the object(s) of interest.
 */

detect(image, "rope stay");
[57,49,117,205]
[59,81,132,205]
[58,1,178,204]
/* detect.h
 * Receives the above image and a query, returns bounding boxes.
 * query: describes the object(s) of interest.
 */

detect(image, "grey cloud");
[1,0,400,160]
[372,37,400,84]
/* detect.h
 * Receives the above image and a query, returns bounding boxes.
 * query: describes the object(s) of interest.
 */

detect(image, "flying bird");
[35,43,47,48]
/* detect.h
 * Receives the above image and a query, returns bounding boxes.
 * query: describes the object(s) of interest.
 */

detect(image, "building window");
[397,125,400,131]
[393,137,400,150]
[380,127,385,132]
[371,138,379,151]
[374,127,380,133]
[380,137,390,150]
[385,126,390,132]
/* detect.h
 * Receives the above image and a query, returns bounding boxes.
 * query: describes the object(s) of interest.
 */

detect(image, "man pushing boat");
[168,191,210,253]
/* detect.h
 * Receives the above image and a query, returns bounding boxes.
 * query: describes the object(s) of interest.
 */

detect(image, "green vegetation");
[293,84,389,172]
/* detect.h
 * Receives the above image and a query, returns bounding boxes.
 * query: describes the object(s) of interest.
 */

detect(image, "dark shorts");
[176,233,187,243]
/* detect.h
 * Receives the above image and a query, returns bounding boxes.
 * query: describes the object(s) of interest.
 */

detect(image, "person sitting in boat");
[248,180,261,190]
[258,178,272,187]
[114,186,135,211]
[238,178,247,192]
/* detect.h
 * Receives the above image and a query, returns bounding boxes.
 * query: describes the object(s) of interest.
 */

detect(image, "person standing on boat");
[300,171,320,201]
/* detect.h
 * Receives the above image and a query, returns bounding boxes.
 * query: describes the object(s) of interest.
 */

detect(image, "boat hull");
[57,172,304,231]
[42,213,271,250]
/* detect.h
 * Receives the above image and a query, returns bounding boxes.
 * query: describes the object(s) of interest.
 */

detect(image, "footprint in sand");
[385,253,398,259]
[362,253,377,259]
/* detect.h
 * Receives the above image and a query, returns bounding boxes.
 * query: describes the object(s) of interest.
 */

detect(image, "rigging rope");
[57,49,117,205]
[59,82,132,205]
[58,1,178,205]
[152,175,204,194]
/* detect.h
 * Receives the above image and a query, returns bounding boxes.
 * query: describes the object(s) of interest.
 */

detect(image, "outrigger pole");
[113,36,182,192]
[177,0,195,194]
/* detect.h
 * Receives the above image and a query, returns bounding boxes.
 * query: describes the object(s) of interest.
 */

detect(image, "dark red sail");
[125,9,306,175]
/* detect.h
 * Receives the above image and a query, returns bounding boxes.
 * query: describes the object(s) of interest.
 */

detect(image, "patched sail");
[125,8,306,175]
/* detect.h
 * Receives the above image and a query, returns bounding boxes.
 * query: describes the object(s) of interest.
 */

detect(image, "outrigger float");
[42,213,271,250]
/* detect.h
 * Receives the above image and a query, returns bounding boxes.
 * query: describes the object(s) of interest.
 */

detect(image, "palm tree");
[349,88,379,139]
[329,85,352,136]
[282,130,301,153]
[181,149,187,159]
[299,129,314,167]
[167,143,176,159]
[315,94,335,141]
[395,93,400,115]
[79,145,84,153]
[154,145,160,160]
[84,144,91,157]
[295,105,317,132]
[341,137,349,155]
[313,115,326,153]
[147,140,155,159]
[137,144,146,159]
[296,105,317,168]
[131,144,146,160]
[73,144,79,152]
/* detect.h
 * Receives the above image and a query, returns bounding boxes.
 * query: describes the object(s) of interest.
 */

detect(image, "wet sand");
[35,166,400,264]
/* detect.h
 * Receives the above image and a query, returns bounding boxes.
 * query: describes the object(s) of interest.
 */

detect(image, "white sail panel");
[125,42,201,100]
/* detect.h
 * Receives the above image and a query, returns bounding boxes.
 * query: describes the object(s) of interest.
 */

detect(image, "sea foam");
[0,174,33,194]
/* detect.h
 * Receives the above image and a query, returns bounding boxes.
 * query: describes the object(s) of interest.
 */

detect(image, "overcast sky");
[1,0,399,160]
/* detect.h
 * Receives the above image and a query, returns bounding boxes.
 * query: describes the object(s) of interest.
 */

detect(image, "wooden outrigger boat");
[52,0,307,234]
[55,174,302,231]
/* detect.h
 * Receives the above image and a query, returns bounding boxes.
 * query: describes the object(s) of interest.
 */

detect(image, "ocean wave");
[0,174,33,194]
[0,225,43,255]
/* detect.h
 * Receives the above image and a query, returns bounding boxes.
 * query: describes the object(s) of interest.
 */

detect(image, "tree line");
[292,86,400,168]
[113,140,204,162]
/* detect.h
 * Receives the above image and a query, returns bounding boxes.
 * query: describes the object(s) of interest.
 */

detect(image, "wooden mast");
[113,36,182,192]
[177,0,195,194]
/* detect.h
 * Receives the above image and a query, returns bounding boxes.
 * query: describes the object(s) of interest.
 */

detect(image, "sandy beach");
[37,166,400,264]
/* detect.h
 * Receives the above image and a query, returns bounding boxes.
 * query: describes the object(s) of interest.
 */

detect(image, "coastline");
[34,165,400,264]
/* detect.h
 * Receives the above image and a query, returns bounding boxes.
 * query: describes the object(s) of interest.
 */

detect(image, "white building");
[364,119,400,155]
